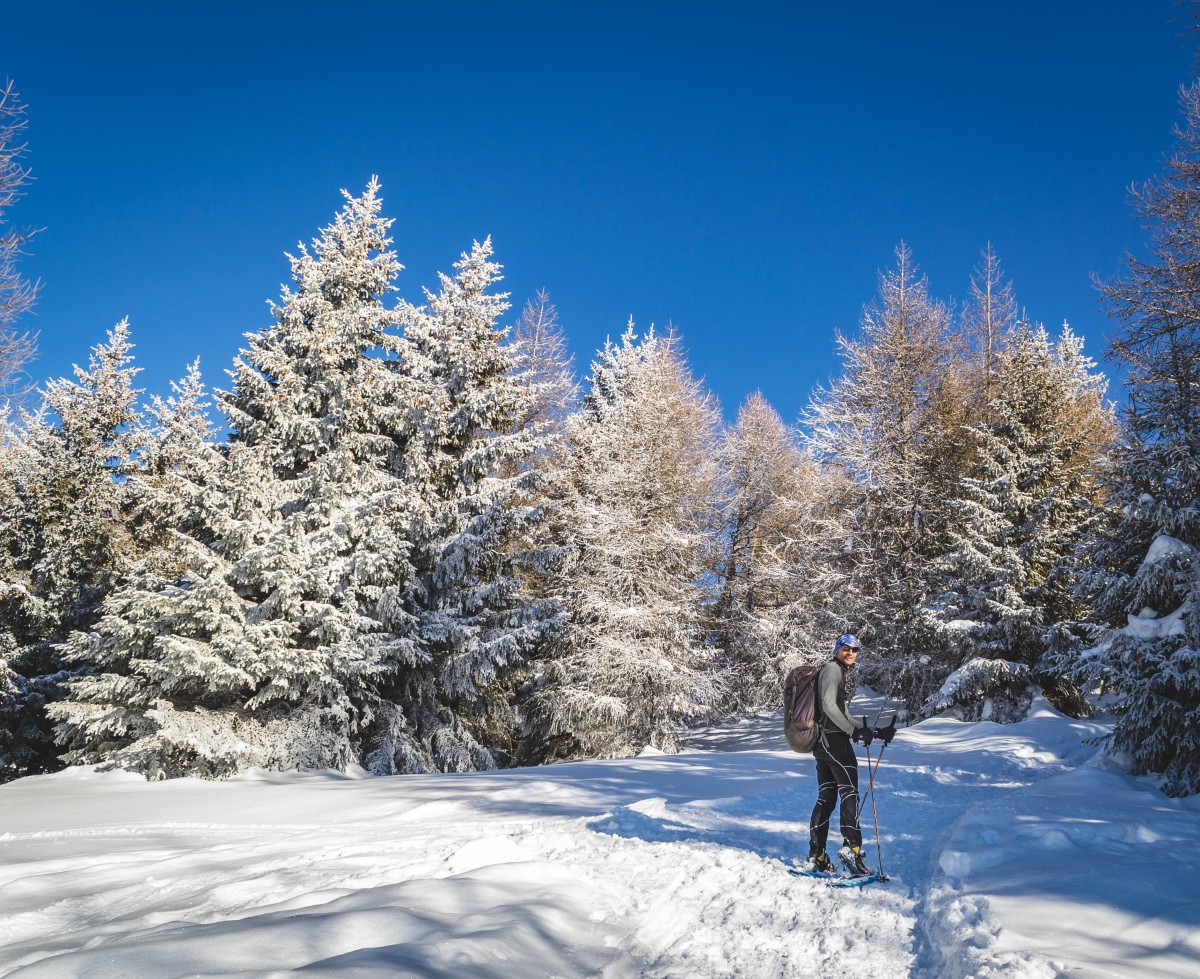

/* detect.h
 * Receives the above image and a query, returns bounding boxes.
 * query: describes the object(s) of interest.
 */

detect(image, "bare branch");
[0,79,41,402]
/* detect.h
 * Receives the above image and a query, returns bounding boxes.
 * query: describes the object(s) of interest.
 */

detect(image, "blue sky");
[3,2,1195,424]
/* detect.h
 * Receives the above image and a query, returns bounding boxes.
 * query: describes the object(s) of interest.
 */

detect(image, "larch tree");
[508,290,577,437]
[522,324,723,761]
[713,392,849,710]
[0,79,38,406]
[803,243,966,709]
[961,244,1017,416]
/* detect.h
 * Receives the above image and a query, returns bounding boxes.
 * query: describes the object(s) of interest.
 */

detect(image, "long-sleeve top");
[817,660,865,737]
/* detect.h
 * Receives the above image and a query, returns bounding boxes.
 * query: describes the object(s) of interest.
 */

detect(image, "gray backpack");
[783,664,822,752]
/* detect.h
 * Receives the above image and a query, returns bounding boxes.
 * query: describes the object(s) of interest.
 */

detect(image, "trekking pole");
[862,667,903,824]
[857,715,894,820]
[870,665,904,729]
[858,746,880,820]
[861,738,890,877]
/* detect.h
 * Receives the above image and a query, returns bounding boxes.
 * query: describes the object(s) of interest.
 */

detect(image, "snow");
[1121,534,1196,640]
[3,697,1199,978]
[1140,533,1197,568]
[1126,603,1188,640]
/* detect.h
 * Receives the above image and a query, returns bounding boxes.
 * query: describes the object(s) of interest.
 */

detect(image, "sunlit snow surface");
[2,696,1198,978]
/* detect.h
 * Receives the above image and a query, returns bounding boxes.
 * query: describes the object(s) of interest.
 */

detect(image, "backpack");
[783,664,822,753]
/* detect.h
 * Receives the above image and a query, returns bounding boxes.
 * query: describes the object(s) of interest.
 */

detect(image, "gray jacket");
[817,660,865,737]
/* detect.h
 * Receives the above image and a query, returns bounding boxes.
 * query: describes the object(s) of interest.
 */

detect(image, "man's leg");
[826,734,862,849]
[808,748,838,856]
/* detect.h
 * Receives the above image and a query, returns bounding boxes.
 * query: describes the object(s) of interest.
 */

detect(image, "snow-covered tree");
[508,290,577,438]
[1024,325,1112,635]
[130,360,225,541]
[712,392,850,709]
[1,79,38,404]
[480,292,578,759]
[932,322,1112,721]
[54,183,411,777]
[1064,80,1200,796]
[522,324,723,761]
[961,244,1017,415]
[53,186,556,780]
[0,321,142,778]
[48,359,241,776]
[803,243,966,708]
[364,238,561,774]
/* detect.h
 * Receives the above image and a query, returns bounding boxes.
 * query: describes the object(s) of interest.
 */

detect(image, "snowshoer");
[805,633,893,877]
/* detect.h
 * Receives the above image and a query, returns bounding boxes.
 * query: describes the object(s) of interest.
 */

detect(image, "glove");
[850,726,863,744]
[858,718,874,747]
[874,715,897,746]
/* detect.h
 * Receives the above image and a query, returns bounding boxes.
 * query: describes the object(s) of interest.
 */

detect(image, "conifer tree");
[803,244,965,707]
[930,322,1111,720]
[961,244,1017,415]
[508,290,577,437]
[1066,80,1200,795]
[365,239,560,774]
[48,361,243,775]
[1,79,38,404]
[132,360,224,539]
[522,325,722,760]
[54,187,555,779]
[471,291,576,762]
[55,184,411,777]
[0,322,141,778]
[714,392,848,709]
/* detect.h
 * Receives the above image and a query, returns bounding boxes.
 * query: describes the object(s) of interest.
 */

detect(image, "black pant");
[808,730,861,852]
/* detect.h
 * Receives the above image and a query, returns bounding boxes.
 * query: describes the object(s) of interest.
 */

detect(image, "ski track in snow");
[1,696,1197,978]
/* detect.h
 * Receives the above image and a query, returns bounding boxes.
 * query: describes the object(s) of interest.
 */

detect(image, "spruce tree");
[54,187,555,779]
[931,323,1111,720]
[49,360,245,775]
[0,321,142,779]
[55,183,411,777]
[1067,80,1200,795]
[366,239,560,774]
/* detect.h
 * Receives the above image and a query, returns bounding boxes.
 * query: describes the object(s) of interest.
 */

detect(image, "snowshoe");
[805,851,835,874]
[788,866,886,887]
[837,845,872,877]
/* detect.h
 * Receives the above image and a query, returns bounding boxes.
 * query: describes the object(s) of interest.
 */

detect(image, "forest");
[1,74,1198,797]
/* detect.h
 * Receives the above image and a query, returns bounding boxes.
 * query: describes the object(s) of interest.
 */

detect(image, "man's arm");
[818,662,861,736]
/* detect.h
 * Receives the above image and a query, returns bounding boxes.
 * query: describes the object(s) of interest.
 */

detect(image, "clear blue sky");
[3,1,1195,424]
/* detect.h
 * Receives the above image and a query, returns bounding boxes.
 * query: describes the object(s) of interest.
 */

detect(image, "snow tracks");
[4,699,1171,979]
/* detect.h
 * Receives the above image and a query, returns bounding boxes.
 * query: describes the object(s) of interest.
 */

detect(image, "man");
[806,633,894,877]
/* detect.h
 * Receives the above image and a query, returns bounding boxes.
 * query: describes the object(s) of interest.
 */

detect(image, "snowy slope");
[1,699,1198,978]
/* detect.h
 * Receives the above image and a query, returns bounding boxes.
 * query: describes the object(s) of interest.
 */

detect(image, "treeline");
[2,81,1199,795]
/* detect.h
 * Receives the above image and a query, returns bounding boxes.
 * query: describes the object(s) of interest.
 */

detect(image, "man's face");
[835,644,859,667]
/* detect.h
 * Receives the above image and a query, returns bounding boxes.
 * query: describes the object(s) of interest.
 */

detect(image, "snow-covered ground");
[2,697,1198,978]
